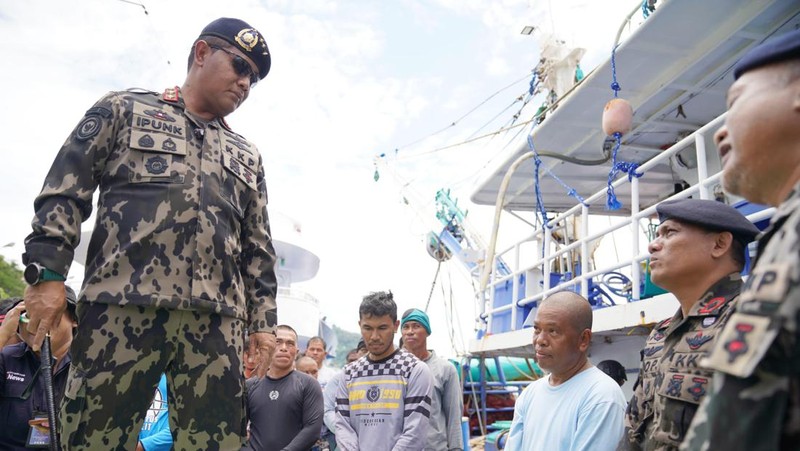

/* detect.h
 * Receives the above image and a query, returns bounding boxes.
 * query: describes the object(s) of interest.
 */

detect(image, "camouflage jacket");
[23,88,277,332]
[623,273,743,451]
[683,184,800,451]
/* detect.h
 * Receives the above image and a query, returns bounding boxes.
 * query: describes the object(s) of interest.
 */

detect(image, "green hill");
[331,324,361,367]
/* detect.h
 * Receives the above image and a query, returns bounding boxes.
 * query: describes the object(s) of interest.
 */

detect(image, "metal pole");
[40,333,60,451]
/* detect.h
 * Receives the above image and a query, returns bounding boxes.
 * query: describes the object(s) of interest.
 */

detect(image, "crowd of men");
[0,10,797,451]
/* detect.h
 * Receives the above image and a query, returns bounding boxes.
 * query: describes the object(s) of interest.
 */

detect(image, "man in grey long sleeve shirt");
[401,308,464,451]
[323,348,366,450]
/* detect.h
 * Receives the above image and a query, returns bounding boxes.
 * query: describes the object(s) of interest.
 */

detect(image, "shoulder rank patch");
[162,86,180,102]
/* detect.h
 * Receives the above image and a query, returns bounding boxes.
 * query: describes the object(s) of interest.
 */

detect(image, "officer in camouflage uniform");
[682,29,800,451]
[21,18,277,450]
[622,199,759,450]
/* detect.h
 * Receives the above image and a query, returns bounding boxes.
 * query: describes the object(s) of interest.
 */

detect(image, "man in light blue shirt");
[505,291,626,451]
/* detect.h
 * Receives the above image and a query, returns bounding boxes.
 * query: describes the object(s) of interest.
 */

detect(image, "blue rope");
[526,134,588,228]
[610,45,621,97]
[531,149,550,260]
[605,132,642,210]
[533,155,549,225]
[528,71,538,96]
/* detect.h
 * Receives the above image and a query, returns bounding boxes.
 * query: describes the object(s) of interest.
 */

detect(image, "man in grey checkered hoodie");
[334,291,433,451]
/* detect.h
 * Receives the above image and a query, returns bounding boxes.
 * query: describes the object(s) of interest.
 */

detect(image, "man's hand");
[24,281,66,352]
[248,331,275,378]
[0,301,25,348]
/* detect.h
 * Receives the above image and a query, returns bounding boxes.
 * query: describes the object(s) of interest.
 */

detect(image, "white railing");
[482,112,773,334]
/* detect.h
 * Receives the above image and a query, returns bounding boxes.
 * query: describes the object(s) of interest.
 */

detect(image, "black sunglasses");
[209,45,258,87]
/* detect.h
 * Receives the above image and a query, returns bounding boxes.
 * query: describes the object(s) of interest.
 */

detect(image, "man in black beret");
[622,198,759,451]
[21,17,278,450]
[683,28,800,450]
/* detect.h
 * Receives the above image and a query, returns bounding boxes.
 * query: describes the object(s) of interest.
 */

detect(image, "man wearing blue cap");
[683,29,800,450]
[21,17,277,450]
[401,308,464,451]
[621,198,759,451]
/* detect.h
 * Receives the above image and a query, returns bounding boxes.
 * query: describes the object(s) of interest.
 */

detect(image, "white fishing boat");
[416,0,800,444]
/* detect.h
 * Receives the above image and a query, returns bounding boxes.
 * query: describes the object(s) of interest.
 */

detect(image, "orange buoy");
[602,98,633,136]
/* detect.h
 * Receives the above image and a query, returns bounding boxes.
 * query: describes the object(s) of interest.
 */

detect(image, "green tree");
[0,255,25,299]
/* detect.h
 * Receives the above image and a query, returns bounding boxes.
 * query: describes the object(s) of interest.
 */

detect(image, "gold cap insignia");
[235,28,259,52]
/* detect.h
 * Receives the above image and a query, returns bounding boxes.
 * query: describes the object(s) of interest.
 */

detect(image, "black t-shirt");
[245,370,323,451]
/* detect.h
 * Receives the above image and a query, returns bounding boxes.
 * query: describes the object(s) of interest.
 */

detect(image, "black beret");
[734,28,800,79]
[656,199,759,243]
[199,18,271,79]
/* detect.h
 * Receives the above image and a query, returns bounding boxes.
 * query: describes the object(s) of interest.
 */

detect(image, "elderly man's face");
[532,305,588,375]
[715,63,800,206]
[647,219,719,290]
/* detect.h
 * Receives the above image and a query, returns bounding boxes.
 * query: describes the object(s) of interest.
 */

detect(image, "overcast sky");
[0,0,640,355]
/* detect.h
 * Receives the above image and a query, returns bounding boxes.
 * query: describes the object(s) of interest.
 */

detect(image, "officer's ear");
[788,61,800,112]
[793,78,800,113]
[711,231,734,259]
[193,40,213,67]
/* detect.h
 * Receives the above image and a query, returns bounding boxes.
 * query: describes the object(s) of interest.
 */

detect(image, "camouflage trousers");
[59,303,246,450]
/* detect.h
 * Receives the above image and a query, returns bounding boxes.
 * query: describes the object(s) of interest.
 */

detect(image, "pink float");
[602,98,633,136]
